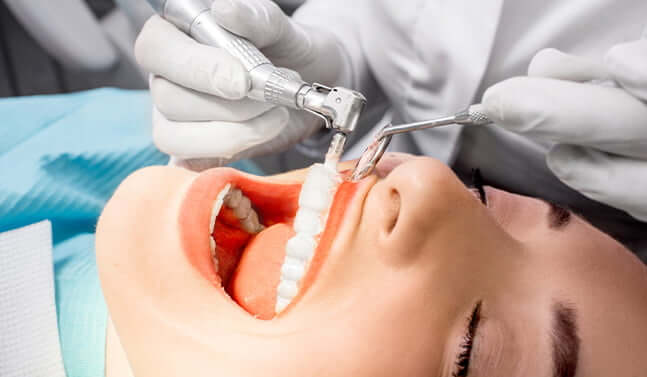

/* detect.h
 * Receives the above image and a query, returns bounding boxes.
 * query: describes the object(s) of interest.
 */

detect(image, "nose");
[371,157,473,265]
[374,152,418,177]
[385,157,468,221]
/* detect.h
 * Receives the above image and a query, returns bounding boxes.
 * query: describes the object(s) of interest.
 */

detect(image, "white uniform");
[296,0,646,161]
[294,0,647,254]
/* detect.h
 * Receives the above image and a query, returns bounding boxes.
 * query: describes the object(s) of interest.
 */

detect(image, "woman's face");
[97,154,647,377]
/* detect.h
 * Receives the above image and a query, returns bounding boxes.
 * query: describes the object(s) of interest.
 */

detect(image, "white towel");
[0,221,66,377]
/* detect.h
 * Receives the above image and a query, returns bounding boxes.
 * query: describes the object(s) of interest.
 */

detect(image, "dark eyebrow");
[546,202,572,229]
[551,301,580,377]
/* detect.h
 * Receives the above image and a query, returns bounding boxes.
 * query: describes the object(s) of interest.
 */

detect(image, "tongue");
[228,223,294,319]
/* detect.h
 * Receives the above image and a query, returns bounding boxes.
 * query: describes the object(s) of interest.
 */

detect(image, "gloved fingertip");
[141,14,167,30]
[481,84,507,125]
[603,41,640,78]
[271,106,291,126]
[210,0,286,48]
[211,0,250,37]
[483,77,558,134]
[211,62,251,100]
[211,0,236,14]
[546,144,588,182]
[530,48,610,82]
[528,48,566,77]
[134,16,170,66]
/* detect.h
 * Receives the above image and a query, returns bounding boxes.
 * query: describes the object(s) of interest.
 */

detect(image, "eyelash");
[453,301,482,377]
[453,338,473,377]
[471,169,487,205]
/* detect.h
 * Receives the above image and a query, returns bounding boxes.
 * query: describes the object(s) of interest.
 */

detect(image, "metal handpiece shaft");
[380,115,459,138]
[147,0,309,109]
[377,104,492,139]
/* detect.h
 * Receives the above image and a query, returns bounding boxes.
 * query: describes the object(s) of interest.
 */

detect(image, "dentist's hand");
[135,0,351,170]
[482,41,647,221]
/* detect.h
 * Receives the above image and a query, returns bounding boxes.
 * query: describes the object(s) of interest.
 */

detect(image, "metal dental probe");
[146,0,366,170]
[350,104,493,181]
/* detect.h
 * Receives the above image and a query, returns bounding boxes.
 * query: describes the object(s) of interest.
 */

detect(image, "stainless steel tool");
[146,0,366,165]
[350,104,492,181]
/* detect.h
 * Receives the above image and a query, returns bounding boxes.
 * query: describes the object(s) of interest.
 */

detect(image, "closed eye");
[453,301,482,377]
[471,169,487,205]
[546,202,572,229]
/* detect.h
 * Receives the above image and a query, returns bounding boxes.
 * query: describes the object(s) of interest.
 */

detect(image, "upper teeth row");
[275,164,341,313]
[209,184,265,273]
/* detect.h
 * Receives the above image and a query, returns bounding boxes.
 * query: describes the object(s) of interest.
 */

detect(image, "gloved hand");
[134,0,352,170]
[482,40,647,221]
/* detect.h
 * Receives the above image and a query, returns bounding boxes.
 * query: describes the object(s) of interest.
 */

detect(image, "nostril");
[385,188,401,233]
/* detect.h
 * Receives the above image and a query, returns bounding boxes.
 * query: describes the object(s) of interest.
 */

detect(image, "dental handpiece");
[146,0,366,164]
[350,105,492,181]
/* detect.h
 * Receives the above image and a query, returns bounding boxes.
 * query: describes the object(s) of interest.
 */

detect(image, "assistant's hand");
[135,0,351,170]
[482,41,647,221]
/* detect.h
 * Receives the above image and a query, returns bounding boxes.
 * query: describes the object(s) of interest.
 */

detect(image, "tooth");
[298,164,338,212]
[280,259,306,281]
[275,297,291,313]
[210,184,231,234]
[233,196,252,219]
[293,208,322,235]
[210,237,219,272]
[283,255,305,266]
[285,234,316,261]
[225,188,242,208]
[277,279,299,298]
[241,209,264,234]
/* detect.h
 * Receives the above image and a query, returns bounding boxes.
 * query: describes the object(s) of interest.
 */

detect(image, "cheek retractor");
[275,163,341,313]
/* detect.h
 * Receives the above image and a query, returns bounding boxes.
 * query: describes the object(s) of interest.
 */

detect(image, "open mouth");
[179,166,360,320]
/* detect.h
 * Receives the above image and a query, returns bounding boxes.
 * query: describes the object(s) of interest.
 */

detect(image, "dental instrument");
[350,105,492,181]
[145,0,367,169]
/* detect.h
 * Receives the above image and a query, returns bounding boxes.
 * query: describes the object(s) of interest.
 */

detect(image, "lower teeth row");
[275,164,341,313]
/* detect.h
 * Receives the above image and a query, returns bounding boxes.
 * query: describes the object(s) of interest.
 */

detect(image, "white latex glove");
[482,41,647,221]
[135,0,352,169]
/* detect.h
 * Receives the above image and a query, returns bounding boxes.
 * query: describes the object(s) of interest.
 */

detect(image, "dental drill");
[146,0,367,169]
[351,105,493,181]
